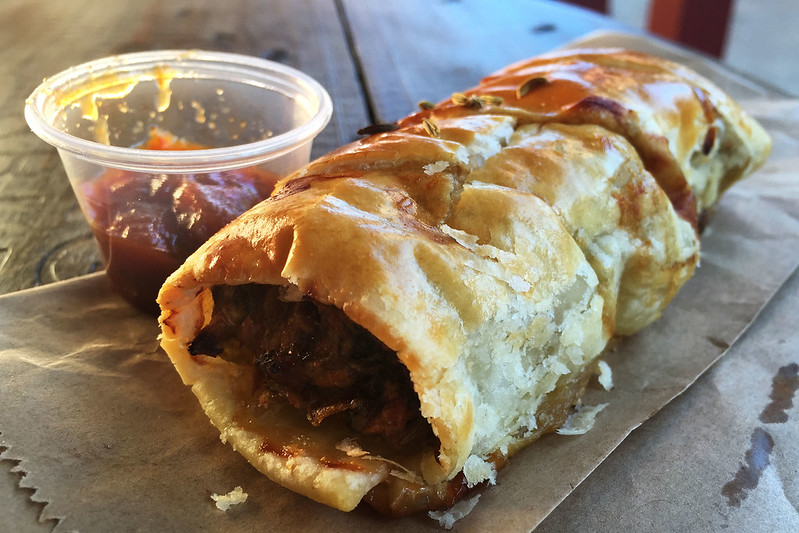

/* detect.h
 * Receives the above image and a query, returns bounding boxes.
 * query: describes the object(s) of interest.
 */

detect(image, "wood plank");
[339,0,632,123]
[0,0,368,295]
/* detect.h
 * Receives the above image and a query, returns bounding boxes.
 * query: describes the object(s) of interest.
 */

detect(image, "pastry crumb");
[462,455,497,487]
[335,437,369,457]
[557,403,609,435]
[597,360,613,390]
[428,494,481,529]
[210,486,248,511]
[423,160,449,175]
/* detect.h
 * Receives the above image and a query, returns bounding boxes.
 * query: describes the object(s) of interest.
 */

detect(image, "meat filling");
[189,284,434,448]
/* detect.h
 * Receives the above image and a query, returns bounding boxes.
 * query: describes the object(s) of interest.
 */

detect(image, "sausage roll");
[157,48,770,516]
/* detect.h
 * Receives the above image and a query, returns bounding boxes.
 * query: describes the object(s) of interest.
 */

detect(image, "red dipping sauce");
[82,129,277,314]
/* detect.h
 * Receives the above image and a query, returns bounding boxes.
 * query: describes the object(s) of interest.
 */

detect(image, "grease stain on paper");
[759,363,799,424]
[721,427,774,508]
[721,363,797,508]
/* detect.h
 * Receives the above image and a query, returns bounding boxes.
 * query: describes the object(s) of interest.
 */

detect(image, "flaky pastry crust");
[158,48,770,514]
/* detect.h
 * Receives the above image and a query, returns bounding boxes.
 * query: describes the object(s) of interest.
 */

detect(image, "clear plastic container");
[25,50,332,313]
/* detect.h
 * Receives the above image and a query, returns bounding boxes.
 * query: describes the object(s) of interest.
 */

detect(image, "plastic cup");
[25,50,332,313]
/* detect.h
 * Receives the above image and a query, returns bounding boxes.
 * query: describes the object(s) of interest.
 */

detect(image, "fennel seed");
[422,118,440,138]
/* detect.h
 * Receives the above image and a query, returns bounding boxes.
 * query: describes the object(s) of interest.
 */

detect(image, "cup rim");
[24,49,333,173]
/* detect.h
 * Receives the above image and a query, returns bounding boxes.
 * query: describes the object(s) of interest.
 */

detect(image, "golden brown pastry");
[157,48,770,516]
[401,48,770,223]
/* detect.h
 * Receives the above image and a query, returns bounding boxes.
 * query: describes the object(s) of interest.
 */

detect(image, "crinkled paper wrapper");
[2,34,799,531]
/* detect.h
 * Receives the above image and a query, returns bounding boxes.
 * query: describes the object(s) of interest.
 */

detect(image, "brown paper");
[536,259,799,532]
[2,34,799,531]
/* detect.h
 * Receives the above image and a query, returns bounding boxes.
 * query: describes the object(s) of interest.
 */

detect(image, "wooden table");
[3,1,796,532]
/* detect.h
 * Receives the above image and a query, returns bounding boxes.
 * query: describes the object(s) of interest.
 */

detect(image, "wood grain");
[339,0,630,123]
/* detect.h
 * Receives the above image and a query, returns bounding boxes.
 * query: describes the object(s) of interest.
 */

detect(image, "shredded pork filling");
[188,284,435,448]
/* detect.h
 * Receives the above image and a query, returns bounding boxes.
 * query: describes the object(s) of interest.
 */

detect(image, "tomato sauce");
[82,128,278,314]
